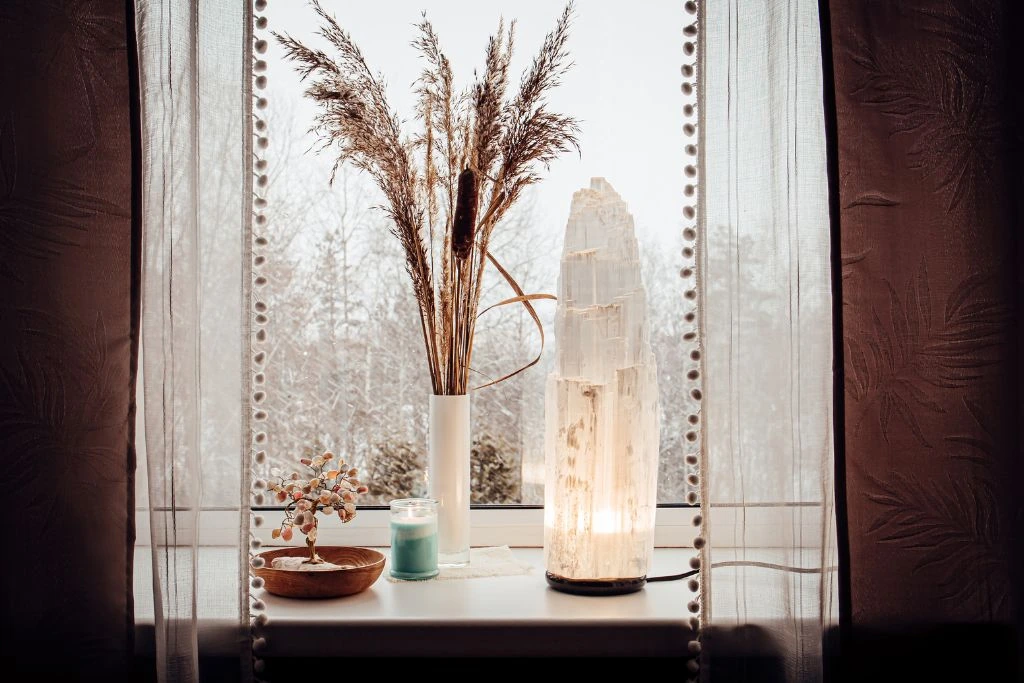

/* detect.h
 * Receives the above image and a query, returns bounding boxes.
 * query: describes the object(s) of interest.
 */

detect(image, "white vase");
[428,393,471,566]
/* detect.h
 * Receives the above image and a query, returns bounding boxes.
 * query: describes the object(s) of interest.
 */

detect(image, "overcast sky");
[266,0,687,250]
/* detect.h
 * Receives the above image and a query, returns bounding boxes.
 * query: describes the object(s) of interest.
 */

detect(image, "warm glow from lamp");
[592,508,617,534]
[542,179,660,596]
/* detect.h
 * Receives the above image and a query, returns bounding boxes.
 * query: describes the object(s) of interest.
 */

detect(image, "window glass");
[256,0,693,505]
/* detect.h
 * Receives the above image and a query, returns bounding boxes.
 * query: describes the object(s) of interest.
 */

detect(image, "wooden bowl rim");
[256,546,385,574]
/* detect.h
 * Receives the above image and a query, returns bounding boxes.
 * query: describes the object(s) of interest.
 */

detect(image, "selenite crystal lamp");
[544,178,661,596]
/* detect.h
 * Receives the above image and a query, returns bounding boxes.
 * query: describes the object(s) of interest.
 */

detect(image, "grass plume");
[275,1,578,394]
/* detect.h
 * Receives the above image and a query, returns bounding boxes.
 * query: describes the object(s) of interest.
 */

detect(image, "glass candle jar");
[389,498,439,580]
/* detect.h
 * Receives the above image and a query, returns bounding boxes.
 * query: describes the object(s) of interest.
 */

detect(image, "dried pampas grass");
[275,1,578,395]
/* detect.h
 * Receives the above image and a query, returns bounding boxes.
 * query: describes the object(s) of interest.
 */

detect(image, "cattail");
[452,168,478,260]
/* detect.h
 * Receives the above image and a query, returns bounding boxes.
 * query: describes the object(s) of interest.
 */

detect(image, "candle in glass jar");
[389,498,439,580]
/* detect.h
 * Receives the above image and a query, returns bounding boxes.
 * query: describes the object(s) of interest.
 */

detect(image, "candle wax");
[390,517,439,580]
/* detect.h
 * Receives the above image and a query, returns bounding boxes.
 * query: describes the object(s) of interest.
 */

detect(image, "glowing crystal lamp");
[544,178,660,595]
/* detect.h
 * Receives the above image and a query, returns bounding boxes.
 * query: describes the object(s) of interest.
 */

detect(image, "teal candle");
[390,498,439,580]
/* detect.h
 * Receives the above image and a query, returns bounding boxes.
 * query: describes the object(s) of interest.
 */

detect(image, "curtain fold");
[136,0,251,680]
[699,0,837,680]
[137,0,203,676]
[820,0,1022,679]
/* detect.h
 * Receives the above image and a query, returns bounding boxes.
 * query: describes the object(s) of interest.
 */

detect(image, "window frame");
[134,503,822,549]
[136,505,699,547]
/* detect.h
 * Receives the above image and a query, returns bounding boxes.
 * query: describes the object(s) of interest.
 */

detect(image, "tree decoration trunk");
[304,522,325,565]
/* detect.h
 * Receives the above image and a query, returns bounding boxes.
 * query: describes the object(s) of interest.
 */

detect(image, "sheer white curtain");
[699,0,837,681]
[136,0,252,680]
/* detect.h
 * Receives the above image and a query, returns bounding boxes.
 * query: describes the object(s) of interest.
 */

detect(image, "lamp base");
[545,572,646,596]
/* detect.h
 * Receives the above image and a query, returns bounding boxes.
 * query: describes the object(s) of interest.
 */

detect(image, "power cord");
[648,560,831,582]
[647,568,699,582]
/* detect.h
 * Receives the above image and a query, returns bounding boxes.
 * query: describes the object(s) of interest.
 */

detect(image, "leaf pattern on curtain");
[838,249,869,310]
[0,0,125,161]
[0,310,127,526]
[865,470,1010,618]
[847,34,1001,211]
[913,2,1001,71]
[843,193,898,209]
[945,397,996,465]
[844,261,1010,447]
[0,116,128,281]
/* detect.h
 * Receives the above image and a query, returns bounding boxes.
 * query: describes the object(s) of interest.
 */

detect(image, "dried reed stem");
[277,1,579,395]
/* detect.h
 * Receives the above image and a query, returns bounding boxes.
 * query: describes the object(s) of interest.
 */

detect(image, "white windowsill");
[134,546,696,658]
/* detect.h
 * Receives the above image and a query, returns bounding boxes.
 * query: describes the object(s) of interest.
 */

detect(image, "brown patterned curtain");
[821,0,1022,679]
[0,0,138,678]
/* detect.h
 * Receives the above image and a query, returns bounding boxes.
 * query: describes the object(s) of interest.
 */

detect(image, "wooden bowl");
[255,546,385,599]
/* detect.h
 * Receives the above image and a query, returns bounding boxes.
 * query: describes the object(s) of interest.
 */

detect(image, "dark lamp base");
[545,571,646,596]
